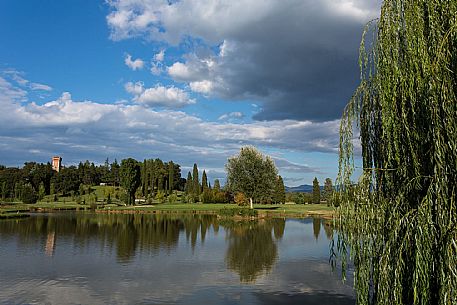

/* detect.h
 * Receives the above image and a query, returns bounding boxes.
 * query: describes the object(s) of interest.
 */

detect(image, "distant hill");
[285,184,324,193]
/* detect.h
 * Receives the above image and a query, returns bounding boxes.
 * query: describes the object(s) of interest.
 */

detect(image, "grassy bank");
[1,200,334,219]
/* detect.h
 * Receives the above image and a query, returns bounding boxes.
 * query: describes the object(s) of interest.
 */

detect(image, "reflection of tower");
[45,232,56,257]
[52,156,62,172]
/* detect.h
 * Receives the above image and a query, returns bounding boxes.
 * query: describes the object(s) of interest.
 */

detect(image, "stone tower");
[52,156,62,172]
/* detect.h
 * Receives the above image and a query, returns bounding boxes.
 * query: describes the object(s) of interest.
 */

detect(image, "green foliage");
[21,183,37,204]
[213,179,221,192]
[218,207,258,217]
[234,192,248,206]
[273,175,286,204]
[200,189,213,204]
[185,171,192,194]
[201,170,208,192]
[323,178,333,204]
[336,2,457,304]
[192,163,200,196]
[37,182,46,201]
[155,190,165,204]
[285,192,314,204]
[312,177,320,204]
[168,192,178,203]
[119,158,141,205]
[226,146,278,203]
[212,189,229,203]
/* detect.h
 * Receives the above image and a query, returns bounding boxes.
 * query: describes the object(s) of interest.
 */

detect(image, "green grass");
[2,185,335,219]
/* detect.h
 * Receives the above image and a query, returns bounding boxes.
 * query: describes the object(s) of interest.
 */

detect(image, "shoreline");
[1,203,335,220]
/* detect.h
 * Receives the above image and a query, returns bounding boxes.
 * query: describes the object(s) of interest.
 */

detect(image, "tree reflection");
[0,213,286,279]
[225,219,285,283]
[313,218,321,240]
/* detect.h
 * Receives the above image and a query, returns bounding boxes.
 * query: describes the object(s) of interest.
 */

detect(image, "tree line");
[1,147,320,206]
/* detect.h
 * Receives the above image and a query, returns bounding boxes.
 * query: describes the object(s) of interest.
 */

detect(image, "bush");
[200,189,213,203]
[155,190,165,204]
[168,193,178,203]
[234,192,248,206]
[21,183,37,204]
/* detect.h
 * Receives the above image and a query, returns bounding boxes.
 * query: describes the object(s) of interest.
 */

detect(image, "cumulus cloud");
[124,82,195,108]
[134,85,196,108]
[107,0,382,121]
[124,53,144,70]
[189,80,213,94]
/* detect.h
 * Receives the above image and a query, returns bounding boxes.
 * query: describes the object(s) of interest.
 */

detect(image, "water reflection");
[225,219,283,282]
[45,231,56,257]
[0,213,351,305]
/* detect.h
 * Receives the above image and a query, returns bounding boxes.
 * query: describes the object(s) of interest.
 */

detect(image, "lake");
[0,212,353,305]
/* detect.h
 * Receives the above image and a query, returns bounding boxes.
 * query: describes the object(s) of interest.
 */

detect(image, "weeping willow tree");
[335,1,457,305]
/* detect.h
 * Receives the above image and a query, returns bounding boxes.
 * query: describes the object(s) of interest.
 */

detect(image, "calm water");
[0,212,353,305]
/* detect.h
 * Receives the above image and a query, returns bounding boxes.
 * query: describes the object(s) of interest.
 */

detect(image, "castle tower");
[52,156,62,172]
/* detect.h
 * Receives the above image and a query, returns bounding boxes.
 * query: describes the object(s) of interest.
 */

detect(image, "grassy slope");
[1,186,334,218]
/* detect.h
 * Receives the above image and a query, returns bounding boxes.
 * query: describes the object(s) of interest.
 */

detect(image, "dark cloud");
[107,0,382,121]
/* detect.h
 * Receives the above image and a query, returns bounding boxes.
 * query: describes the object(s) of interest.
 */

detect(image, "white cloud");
[189,80,213,94]
[2,69,52,91]
[154,49,165,62]
[167,62,192,80]
[124,81,144,95]
[124,53,145,70]
[30,82,53,91]
[16,92,118,125]
[218,111,243,121]
[130,85,196,108]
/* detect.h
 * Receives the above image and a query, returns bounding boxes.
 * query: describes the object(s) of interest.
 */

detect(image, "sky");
[0,0,381,186]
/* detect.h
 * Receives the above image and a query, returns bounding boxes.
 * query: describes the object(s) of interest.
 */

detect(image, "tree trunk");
[249,197,253,209]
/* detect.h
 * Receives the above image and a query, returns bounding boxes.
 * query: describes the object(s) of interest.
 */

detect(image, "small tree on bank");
[226,146,278,208]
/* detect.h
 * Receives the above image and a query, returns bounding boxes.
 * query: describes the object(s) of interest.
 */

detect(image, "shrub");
[234,192,248,206]
[21,183,37,204]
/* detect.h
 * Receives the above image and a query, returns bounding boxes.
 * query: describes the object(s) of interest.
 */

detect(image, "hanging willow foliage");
[335,1,457,305]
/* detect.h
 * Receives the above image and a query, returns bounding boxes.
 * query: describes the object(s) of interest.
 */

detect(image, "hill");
[285,184,323,193]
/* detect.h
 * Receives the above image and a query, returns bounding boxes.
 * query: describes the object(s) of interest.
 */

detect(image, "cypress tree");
[185,171,192,194]
[213,179,221,191]
[201,170,208,192]
[312,177,320,204]
[168,161,174,193]
[274,175,286,204]
[192,163,200,196]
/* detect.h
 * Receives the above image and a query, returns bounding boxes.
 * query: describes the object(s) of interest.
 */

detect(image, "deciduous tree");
[226,146,278,208]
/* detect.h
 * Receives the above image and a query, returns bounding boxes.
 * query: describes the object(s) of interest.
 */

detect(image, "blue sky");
[0,0,380,186]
